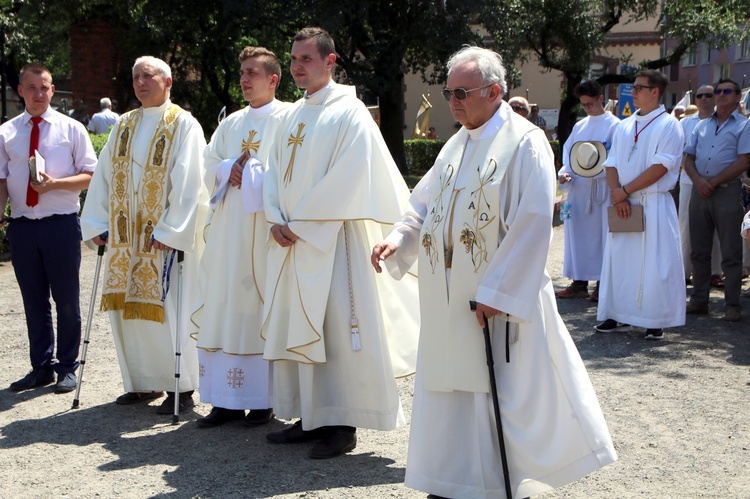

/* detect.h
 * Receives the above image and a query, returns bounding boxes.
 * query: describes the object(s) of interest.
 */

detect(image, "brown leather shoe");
[686,302,709,315]
[724,307,742,322]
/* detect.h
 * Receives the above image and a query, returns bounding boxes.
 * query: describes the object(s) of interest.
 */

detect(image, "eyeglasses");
[631,84,656,93]
[714,88,736,96]
[695,93,713,99]
[442,84,493,101]
[510,105,525,111]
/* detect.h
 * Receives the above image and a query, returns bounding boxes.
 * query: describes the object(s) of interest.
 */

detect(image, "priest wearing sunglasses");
[372,46,616,499]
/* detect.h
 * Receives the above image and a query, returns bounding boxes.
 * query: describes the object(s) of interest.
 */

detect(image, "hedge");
[404,138,562,188]
[1,134,562,253]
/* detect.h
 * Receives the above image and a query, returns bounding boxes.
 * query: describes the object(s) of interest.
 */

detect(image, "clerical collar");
[246,99,277,117]
[634,105,666,122]
[304,81,334,100]
[142,99,171,117]
[467,101,510,140]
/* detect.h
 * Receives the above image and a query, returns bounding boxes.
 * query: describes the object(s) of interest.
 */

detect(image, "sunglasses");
[631,84,656,93]
[714,88,736,96]
[442,84,493,101]
[695,93,713,99]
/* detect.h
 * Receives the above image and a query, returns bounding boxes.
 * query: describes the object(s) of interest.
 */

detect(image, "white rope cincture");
[636,194,648,308]
[343,223,361,351]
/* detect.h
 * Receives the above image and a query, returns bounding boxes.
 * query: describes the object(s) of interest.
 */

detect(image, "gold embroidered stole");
[102,104,183,322]
[418,116,534,392]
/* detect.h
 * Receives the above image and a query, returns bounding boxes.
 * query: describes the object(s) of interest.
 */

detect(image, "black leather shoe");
[156,391,195,415]
[54,372,77,393]
[266,420,328,443]
[197,407,245,428]
[115,391,164,405]
[10,369,55,392]
[308,427,357,459]
[243,408,274,427]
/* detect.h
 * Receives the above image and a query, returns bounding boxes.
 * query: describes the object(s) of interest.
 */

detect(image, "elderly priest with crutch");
[372,46,617,498]
[81,56,208,415]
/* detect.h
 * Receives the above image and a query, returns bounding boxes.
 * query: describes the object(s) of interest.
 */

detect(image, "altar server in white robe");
[557,80,619,301]
[596,70,685,340]
[372,46,617,499]
[81,56,208,414]
[262,27,419,460]
[193,47,290,428]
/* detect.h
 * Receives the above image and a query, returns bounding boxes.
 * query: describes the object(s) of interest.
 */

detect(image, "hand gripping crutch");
[470,301,513,498]
[72,232,108,409]
[172,250,185,425]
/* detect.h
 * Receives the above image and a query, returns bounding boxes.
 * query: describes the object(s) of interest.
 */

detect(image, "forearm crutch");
[72,232,107,409]
[172,250,185,425]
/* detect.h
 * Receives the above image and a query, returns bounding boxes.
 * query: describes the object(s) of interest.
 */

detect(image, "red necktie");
[26,116,43,207]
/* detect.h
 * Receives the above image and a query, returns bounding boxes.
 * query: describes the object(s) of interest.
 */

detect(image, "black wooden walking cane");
[72,232,108,409]
[470,300,513,498]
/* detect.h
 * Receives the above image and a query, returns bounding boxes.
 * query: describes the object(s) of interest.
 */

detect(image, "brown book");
[607,205,644,232]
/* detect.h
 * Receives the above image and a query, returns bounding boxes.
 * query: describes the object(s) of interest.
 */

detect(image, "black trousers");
[7,213,82,374]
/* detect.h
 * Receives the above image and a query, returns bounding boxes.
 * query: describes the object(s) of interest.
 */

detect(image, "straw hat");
[569,141,607,178]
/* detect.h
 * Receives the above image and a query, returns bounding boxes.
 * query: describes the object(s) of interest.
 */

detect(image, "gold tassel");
[100,292,126,312]
[122,302,165,323]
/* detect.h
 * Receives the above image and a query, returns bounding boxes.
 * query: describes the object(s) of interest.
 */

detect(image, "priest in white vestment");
[596,70,685,340]
[262,27,419,460]
[81,56,208,414]
[373,46,617,499]
[192,47,290,428]
[557,80,619,302]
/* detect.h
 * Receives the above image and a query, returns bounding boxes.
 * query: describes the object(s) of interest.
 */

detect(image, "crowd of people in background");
[547,74,750,339]
[3,25,750,498]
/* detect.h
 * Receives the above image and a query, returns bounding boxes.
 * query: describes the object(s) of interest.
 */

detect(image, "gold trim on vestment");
[101,104,184,322]
[260,248,324,365]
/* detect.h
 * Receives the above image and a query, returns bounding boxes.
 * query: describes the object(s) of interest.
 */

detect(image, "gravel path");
[0,224,748,498]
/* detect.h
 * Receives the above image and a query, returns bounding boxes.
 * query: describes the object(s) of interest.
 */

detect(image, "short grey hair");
[508,96,530,113]
[132,56,172,79]
[100,97,112,109]
[446,46,508,96]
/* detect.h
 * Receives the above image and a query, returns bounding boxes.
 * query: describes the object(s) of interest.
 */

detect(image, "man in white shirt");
[1,62,97,393]
[87,97,119,135]
[596,70,685,340]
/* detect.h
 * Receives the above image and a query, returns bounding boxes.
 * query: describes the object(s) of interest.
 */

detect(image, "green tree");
[479,0,749,144]
[303,0,483,171]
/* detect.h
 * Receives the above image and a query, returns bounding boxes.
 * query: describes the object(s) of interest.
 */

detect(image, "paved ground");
[0,224,748,498]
